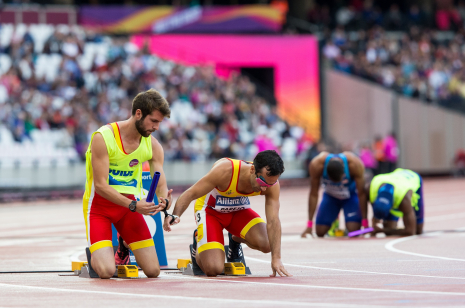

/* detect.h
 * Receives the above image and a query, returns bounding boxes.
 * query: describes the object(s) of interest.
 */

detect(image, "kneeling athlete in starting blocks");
[164,150,292,277]
[366,168,424,236]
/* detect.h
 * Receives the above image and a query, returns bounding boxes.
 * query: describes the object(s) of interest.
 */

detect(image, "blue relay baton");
[146,171,176,224]
[146,172,160,203]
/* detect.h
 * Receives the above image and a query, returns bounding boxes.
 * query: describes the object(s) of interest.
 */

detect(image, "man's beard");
[135,118,152,137]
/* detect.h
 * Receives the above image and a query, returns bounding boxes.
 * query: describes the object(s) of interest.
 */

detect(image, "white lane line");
[169,274,465,297]
[245,256,465,280]
[69,250,86,262]
[164,276,402,308]
[385,233,465,262]
[0,283,323,307]
[396,260,436,262]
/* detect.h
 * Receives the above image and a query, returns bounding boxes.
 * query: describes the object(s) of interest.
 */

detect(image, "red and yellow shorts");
[195,206,265,254]
[85,193,154,254]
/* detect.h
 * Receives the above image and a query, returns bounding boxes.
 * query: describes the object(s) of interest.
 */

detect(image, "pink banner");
[132,35,320,139]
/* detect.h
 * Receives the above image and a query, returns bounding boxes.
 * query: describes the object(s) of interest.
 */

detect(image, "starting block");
[177,259,191,270]
[182,244,251,276]
[117,265,138,278]
[224,245,251,275]
[78,248,140,278]
[71,261,87,273]
[224,262,245,276]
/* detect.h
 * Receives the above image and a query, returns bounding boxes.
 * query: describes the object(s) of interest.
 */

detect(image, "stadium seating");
[0,24,308,167]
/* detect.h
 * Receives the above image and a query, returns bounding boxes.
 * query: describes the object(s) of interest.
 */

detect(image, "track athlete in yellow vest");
[366,168,424,236]
[164,150,292,277]
[82,89,173,279]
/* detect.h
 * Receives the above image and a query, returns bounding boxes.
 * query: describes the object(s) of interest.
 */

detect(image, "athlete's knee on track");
[143,267,160,278]
[202,262,224,277]
[94,263,116,279]
[315,226,328,237]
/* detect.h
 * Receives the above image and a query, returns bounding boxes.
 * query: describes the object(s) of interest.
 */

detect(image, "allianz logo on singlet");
[215,196,251,212]
[216,196,250,206]
[109,169,134,177]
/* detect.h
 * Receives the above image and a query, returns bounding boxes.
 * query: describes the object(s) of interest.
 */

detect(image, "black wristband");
[164,198,169,208]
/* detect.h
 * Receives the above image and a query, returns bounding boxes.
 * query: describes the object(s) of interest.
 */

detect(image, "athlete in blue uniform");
[301,152,367,238]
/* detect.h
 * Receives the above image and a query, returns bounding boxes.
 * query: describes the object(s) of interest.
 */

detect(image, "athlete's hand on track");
[158,189,173,211]
[136,198,159,216]
[301,227,313,238]
[163,215,180,232]
[270,258,292,277]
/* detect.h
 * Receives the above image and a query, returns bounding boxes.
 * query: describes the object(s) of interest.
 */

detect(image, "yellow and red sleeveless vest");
[194,158,262,213]
[82,123,152,228]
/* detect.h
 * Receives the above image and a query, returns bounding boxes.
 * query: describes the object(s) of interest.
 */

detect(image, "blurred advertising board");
[79,5,286,33]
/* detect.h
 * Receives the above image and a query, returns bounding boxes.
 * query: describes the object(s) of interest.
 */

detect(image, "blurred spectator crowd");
[308,0,465,31]
[0,24,311,166]
[306,132,399,179]
[319,0,465,113]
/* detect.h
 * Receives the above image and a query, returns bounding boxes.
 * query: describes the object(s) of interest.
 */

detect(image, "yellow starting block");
[224,262,246,276]
[177,259,191,270]
[117,265,139,278]
[72,261,88,272]
[334,230,345,237]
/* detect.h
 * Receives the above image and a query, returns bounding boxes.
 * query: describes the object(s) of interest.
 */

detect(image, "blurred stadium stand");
[3,0,465,199]
[0,18,311,194]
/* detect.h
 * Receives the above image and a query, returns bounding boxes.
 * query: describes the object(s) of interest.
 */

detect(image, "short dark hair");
[327,159,344,182]
[253,150,285,177]
[132,89,171,119]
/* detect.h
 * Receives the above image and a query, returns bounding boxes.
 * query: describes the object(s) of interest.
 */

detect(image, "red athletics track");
[1,178,465,307]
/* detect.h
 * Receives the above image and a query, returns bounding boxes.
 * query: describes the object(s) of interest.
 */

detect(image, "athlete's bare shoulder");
[150,135,162,150]
[343,151,358,160]
[150,135,164,162]
[210,158,234,189]
[310,151,329,168]
[343,151,363,168]
[212,157,231,167]
[309,151,328,178]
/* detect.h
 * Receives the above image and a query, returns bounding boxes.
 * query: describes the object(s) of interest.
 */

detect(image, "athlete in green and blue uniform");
[366,168,424,236]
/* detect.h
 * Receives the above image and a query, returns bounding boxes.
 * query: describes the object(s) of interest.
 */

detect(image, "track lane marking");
[385,231,465,262]
[0,283,348,307]
[170,274,465,296]
[245,256,465,280]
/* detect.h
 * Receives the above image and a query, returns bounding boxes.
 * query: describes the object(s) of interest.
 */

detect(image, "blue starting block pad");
[111,171,168,266]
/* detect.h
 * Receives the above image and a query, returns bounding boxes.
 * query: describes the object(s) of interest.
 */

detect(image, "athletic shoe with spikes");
[227,232,244,263]
[114,236,130,266]
[190,229,203,273]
